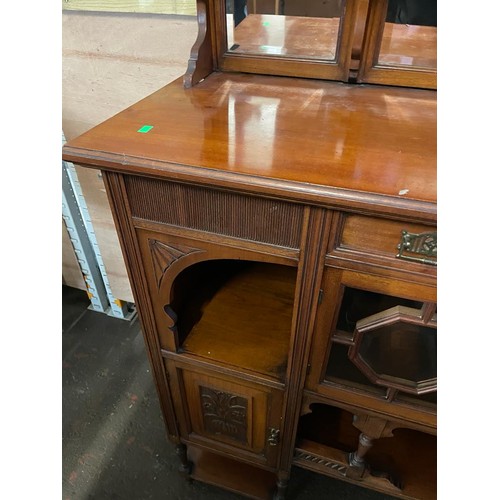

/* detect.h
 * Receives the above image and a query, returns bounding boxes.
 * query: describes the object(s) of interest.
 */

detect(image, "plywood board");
[62,11,198,301]
[62,0,196,15]
[62,220,87,290]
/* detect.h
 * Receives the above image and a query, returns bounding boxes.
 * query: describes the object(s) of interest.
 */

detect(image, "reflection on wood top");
[229,14,340,60]
[63,72,436,217]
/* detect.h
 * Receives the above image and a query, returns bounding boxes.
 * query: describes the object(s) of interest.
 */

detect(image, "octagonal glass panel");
[357,322,436,385]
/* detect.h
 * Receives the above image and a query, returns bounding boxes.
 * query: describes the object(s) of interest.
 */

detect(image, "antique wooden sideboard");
[62,0,437,498]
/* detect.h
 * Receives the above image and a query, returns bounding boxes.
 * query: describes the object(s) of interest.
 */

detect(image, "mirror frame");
[215,0,361,82]
[357,0,436,89]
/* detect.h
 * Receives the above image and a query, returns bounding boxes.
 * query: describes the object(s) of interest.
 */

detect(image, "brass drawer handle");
[268,428,280,446]
[396,230,437,266]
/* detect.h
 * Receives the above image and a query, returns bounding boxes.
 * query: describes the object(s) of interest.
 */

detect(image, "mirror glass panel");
[378,0,437,69]
[226,0,345,61]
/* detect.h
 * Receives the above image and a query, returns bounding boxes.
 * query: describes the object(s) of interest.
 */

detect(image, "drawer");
[329,214,437,272]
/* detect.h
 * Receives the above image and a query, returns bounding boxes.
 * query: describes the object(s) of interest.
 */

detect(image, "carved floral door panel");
[166,361,283,468]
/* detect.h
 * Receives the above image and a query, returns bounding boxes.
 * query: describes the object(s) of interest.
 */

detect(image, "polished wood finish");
[180,263,296,379]
[62,0,436,497]
[182,0,437,88]
[184,0,216,88]
[336,215,435,260]
[167,363,284,467]
[62,72,436,219]
[327,213,437,284]
[125,175,304,248]
[188,446,277,498]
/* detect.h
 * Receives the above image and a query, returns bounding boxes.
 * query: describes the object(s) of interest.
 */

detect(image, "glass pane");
[325,342,386,396]
[379,0,437,69]
[325,287,435,401]
[226,0,345,61]
[336,287,423,335]
[358,322,437,384]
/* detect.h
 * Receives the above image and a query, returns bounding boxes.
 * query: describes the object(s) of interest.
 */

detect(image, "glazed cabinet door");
[296,265,437,498]
[306,266,437,427]
[166,361,284,469]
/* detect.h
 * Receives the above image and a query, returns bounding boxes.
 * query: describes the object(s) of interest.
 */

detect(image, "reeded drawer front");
[329,214,437,272]
[124,175,304,248]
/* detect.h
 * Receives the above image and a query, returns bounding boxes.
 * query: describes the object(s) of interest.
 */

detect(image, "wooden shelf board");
[295,423,436,499]
[188,446,276,499]
[182,263,296,380]
[295,439,408,496]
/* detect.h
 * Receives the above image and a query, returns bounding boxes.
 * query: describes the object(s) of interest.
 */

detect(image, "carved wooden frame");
[184,0,361,86]
[348,305,437,395]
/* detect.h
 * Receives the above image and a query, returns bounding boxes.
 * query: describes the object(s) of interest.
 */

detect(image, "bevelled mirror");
[357,0,437,88]
[218,0,359,81]
[226,0,343,61]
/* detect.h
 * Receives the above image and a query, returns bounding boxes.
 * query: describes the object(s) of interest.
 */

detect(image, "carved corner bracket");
[183,0,215,88]
[149,239,205,290]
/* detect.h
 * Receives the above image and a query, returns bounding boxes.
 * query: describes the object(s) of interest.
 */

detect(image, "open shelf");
[295,404,436,499]
[188,446,276,500]
[172,260,297,380]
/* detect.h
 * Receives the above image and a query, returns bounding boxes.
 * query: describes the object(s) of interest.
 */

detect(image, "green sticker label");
[262,21,270,26]
[137,125,153,133]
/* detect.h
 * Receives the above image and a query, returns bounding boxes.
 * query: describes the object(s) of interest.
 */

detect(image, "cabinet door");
[167,362,284,468]
[307,267,437,426]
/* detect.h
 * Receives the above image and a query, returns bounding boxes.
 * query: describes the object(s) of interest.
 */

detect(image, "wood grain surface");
[182,263,296,379]
[64,71,436,215]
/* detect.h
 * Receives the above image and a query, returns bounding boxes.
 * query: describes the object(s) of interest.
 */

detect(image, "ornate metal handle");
[396,230,437,266]
[268,428,280,446]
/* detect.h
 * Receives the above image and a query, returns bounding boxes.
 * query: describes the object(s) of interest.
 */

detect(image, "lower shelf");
[295,405,436,499]
[188,446,277,500]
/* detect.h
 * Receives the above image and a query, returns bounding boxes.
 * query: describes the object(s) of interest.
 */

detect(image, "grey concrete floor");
[62,285,394,500]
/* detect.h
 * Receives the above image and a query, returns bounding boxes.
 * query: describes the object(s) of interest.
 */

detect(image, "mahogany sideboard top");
[63,71,436,222]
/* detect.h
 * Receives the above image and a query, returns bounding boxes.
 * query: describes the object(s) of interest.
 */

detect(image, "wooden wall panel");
[62,10,198,301]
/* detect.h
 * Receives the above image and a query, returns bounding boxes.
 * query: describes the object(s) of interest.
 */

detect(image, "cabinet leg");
[175,443,192,477]
[273,473,289,500]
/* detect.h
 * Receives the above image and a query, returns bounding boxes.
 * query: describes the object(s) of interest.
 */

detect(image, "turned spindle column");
[346,414,397,480]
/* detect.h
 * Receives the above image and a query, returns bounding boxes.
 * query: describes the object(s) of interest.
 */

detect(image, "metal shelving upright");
[62,133,135,320]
